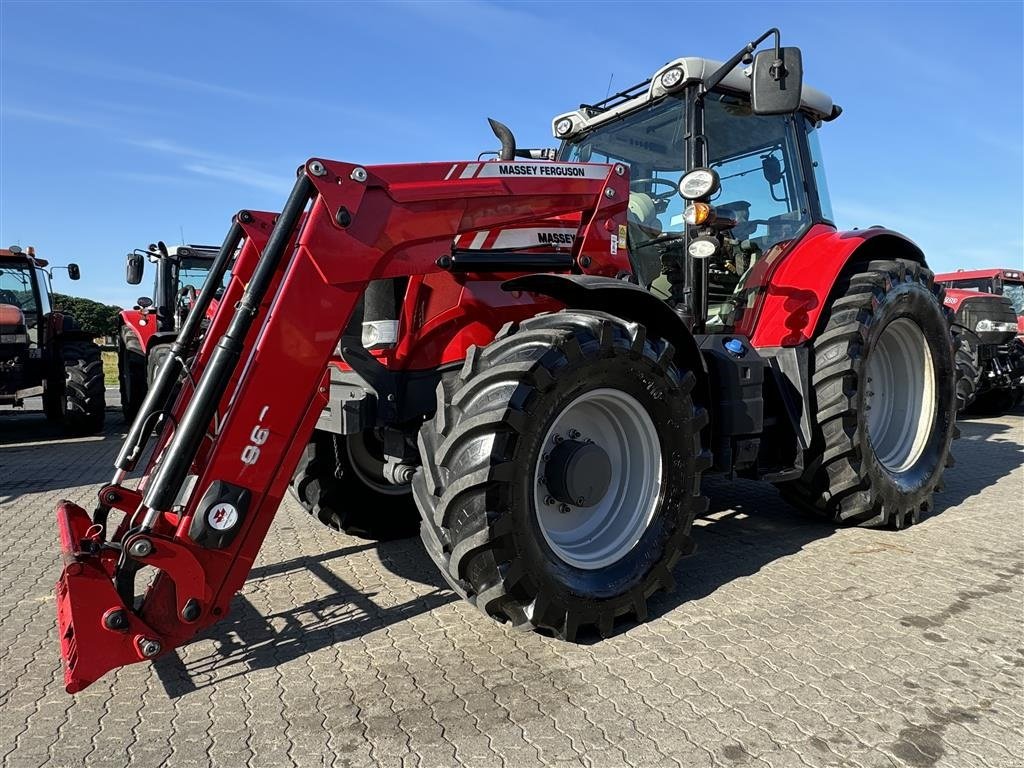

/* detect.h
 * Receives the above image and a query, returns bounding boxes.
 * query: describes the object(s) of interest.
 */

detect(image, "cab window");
[704,91,811,255]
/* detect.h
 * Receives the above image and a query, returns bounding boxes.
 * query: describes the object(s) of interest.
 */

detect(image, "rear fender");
[746,225,926,348]
[502,273,710,410]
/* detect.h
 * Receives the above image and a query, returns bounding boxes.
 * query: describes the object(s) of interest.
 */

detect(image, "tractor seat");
[626,192,664,289]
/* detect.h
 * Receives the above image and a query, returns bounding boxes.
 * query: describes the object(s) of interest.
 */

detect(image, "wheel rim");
[865,317,936,473]
[534,388,662,570]
[346,432,410,496]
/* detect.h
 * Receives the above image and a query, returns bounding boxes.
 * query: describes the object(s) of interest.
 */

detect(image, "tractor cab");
[553,51,839,331]
[126,243,223,333]
[0,247,54,350]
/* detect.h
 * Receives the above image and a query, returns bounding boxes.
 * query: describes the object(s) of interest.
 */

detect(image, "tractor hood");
[945,289,1019,345]
[0,303,27,331]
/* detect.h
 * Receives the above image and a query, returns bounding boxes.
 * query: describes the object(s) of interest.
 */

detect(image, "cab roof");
[553,56,836,140]
[936,268,1024,283]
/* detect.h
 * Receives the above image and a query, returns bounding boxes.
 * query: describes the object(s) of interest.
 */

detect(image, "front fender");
[119,309,154,351]
[503,273,710,409]
[745,224,926,348]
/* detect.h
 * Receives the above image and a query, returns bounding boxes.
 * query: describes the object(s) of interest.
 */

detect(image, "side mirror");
[67,263,81,281]
[751,47,803,115]
[137,296,154,309]
[762,156,783,186]
[126,253,144,285]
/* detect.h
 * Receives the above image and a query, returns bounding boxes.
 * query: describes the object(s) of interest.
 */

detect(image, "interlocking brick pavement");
[1,395,1022,767]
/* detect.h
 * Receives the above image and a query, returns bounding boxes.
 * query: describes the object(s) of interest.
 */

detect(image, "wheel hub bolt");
[544,496,555,506]
[568,429,581,440]
[559,503,572,514]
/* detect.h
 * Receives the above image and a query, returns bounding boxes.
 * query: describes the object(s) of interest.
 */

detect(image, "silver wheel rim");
[534,388,662,570]
[347,433,410,496]
[865,317,936,473]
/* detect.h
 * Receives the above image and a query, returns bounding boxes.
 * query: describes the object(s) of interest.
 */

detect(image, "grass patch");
[101,350,119,386]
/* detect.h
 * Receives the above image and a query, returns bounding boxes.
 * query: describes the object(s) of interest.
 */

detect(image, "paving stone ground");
[1,393,1022,768]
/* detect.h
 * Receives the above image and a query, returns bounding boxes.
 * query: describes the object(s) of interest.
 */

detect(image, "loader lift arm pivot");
[55,157,629,693]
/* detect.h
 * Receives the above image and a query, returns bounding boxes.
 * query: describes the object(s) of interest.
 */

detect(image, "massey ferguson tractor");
[117,242,221,419]
[936,268,1024,412]
[1,246,105,433]
[53,30,959,694]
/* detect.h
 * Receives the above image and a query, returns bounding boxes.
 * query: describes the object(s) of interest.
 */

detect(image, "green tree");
[52,293,122,336]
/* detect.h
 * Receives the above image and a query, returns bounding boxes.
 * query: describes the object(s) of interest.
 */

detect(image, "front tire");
[118,329,147,422]
[951,326,980,412]
[779,259,957,529]
[414,310,709,640]
[289,429,420,539]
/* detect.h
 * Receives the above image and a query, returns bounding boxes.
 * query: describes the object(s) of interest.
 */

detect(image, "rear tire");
[414,310,709,640]
[779,259,957,529]
[289,429,420,540]
[62,340,106,434]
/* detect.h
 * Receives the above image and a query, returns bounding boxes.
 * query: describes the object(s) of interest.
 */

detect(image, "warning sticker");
[610,234,618,256]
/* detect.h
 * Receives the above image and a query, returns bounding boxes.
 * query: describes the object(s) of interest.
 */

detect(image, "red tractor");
[53,30,959,694]
[1,246,105,433]
[117,243,222,419]
[936,268,1024,412]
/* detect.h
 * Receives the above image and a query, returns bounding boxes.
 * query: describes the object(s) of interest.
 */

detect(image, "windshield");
[178,256,217,290]
[1002,282,1024,315]
[0,264,40,342]
[559,96,688,234]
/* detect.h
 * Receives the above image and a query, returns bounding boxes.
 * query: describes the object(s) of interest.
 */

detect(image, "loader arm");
[55,157,629,692]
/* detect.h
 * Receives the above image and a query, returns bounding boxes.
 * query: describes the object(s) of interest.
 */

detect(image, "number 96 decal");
[241,406,271,466]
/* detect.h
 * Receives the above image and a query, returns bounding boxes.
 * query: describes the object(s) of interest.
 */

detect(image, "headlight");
[0,333,28,344]
[683,202,712,226]
[679,168,721,200]
[976,319,1019,332]
[687,236,719,260]
[554,118,574,137]
[659,66,685,90]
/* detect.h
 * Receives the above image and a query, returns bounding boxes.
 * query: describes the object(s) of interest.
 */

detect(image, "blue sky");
[2,0,1021,307]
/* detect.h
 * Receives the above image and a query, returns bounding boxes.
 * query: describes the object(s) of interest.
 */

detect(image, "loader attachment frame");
[55,157,629,692]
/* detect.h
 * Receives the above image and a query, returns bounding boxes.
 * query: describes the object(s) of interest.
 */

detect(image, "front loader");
[53,30,958,694]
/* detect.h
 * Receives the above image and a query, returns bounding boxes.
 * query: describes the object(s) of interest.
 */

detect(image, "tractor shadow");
[153,538,456,698]
[153,407,1023,693]
[0,408,127,503]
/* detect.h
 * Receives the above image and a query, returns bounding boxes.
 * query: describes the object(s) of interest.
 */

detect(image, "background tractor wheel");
[951,326,980,412]
[289,429,420,539]
[118,329,147,421]
[779,259,957,529]
[146,342,173,386]
[414,310,709,640]
[61,340,105,434]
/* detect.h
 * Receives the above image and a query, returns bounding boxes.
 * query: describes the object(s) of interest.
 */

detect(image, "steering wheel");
[629,178,679,202]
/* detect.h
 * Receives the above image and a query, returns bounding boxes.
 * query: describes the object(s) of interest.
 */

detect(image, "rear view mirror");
[751,47,803,115]
[126,253,144,285]
[66,263,81,281]
[762,156,783,185]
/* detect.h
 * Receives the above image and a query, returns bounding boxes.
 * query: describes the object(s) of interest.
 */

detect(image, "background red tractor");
[52,30,959,694]
[1,246,105,433]
[117,242,222,419]
[937,268,1024,412]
